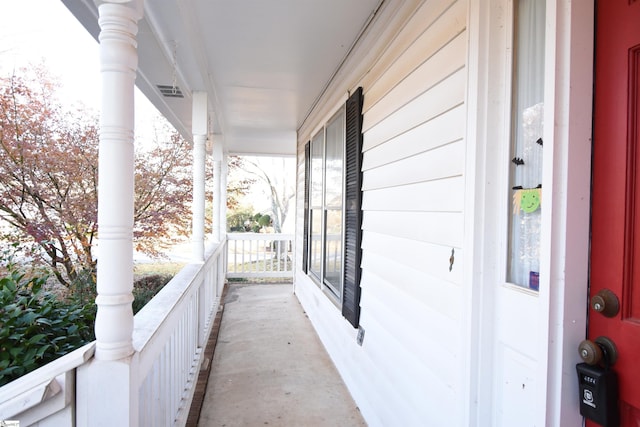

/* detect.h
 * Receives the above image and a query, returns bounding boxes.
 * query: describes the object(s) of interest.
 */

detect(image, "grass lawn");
[134,262,186,278]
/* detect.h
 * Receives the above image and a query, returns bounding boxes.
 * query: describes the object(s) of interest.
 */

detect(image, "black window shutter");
[342,87,364,328]
[302,141,311,274]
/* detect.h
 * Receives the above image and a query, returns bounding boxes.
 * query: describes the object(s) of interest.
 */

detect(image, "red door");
[591,1,640,425]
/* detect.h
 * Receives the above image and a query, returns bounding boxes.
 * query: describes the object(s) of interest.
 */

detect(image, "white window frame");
[308,107,346,302]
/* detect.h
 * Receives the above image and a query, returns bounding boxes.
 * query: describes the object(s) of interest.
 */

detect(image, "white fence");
[0,240,227,426]
[227,233,293,279]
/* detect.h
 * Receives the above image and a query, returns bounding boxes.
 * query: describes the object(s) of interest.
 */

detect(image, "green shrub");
[67,268,97,306]
[0,262,95,386]
[227,209,272,232]
[0,246,175,386]
[132,273,172,314]
[65,268,172,314]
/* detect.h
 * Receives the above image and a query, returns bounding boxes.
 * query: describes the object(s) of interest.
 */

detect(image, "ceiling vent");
[157,85,184,98]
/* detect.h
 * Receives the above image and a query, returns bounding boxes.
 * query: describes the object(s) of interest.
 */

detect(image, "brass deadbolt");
[590,289,620,318]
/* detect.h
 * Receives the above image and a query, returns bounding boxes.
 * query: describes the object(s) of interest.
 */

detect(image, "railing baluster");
[278,240,282,272]
[162,350,168,424]
[226,233,293,279]
[233,239,237,273]
[242,239,246,273]
[263,239,267,273]
[250,239,254,273]
[140,239,222,426]
[178,316,183,416]
[273,240,278,272]
[168,334,173,425]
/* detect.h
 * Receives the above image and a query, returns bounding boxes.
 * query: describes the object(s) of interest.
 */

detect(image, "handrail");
[0,342,95,423]
[227,232,294,241]
[0,239,227,426]
[135,239,226,426]
[134,241,225,378]
[227,233,294,279]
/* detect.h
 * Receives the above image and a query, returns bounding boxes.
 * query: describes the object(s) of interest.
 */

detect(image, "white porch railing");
[226,233,294,279]
[130,240,226,426]
[0,342,95,426]
[0,239,227,426]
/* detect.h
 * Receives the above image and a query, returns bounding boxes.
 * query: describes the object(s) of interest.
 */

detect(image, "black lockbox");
[576,363,619,427]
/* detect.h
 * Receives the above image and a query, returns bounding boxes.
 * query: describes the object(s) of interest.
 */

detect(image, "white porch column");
[192,92,208,261]
[212,141,224,242]
[212,160,221,242]
[220,151,228,240]
[77,2,143,426]
[95,0,142,362]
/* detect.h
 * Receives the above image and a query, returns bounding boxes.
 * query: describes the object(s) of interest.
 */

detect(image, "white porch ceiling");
[62,0,384,155]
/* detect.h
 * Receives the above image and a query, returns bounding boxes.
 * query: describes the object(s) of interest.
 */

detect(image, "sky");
[0,0,158,136]
[0,1,100,107]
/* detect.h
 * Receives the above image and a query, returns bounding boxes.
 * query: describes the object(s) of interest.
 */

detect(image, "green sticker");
[520,189,541,213]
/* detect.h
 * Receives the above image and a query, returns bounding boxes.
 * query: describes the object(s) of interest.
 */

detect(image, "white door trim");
[463,0,593,425]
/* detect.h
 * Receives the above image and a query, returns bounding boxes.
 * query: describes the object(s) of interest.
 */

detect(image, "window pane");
[310,209,323,279]
[507,0,545,289]
[324,209,343,295]
[310,131,324,208]
[306,107,346,299]
[325,111,344,209]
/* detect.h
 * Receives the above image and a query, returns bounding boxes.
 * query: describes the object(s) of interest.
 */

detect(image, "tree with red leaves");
[0,67,226,287]
[133,122,192,258]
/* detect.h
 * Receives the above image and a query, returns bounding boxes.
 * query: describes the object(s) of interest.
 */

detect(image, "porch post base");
[76,356,139,426]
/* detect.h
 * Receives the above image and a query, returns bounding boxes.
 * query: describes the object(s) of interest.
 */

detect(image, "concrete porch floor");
[195,283,366,427]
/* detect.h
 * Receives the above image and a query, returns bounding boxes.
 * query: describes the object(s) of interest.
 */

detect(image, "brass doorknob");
[578,339,603,365]
[578,336,618,366]
[590,289,619,317]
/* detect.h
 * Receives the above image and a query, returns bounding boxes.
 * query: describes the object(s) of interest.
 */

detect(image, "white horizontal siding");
[362,176,464,212]
[363,68,466,151]
[363,139,464,190]
[361,0,464,106]
[361,250,462,321]
[357,312,458,426]
[294,1,469,425]
[360,271,461,379]
[363,104,466,171]
[363,210,464,247]
[363,31,467,132]
[362,231,463,285]
[357,0,468,421]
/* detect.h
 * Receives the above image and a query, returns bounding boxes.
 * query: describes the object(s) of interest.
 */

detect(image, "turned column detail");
[95,1,141,361]
[192,92,208,261]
